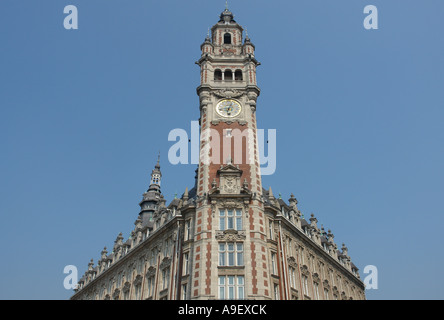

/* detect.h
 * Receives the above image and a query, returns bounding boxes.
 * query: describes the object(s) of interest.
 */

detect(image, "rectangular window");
[235,210,242,230]
[135,284,141,300]
[314,282,320,300]
[182,284,187,300]
[185,219,191,240]
[219,276,225,299]
[302,275,309,296]
[227,210,234,229]
[147,277,153,297]
[228,275,235,299]
[219,242,244,266]
[219,243,226,266]
[274,284,280,300]
[287,238,292,257]
[220,209,243,231]
[271,252,277,275]
[237,276,244,299]
[269,220,273,238]
[183,252,189,275]
[236,243,244,266]
[289,267,296,288]
[162,268,169,290]
[219,210,226,230]
[228,243,235,266]
[219,276,244,300]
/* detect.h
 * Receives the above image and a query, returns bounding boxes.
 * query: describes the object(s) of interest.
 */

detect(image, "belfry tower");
[193,7,268,299]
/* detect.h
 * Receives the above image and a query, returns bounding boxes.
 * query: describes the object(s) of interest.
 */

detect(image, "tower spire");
[156,151,160,169]
[149,155,162,190]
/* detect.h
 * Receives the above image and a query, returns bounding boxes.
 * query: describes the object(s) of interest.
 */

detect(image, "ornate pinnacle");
[101,247,108,259]
[183,187,189,203]
[268,187,275,200]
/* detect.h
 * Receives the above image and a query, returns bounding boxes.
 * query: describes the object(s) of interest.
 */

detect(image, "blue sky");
[0,0,443,300]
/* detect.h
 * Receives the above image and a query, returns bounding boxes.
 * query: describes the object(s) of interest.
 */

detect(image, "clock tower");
[193,7,270,299]
[71,5,366,302]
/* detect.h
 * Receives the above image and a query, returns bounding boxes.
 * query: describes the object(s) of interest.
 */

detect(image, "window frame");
[218,275,245,300]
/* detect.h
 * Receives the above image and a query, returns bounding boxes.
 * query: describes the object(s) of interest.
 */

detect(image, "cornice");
[272,213,364,288]
[72,214,184,298]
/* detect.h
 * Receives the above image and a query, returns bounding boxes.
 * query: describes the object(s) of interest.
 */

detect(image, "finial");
[268,187,275,200]
[225,0,229,10]
[101,247,108,259]
[279,192,282,199]
[174,192,177,199]
[289,193,298,205]
[183,187,189,202]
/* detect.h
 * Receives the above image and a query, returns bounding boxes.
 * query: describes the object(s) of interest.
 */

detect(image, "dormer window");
[224,33,231,44]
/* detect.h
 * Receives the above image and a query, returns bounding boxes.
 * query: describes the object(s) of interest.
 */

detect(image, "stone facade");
[71,8,365,301]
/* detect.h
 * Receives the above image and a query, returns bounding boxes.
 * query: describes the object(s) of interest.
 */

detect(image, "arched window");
[214,69,222,81]
[224,33,232,44]
[235,70,243,81]
[224,70,233,81]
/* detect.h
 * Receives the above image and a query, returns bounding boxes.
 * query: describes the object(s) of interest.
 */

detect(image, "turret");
[139,156,163,224]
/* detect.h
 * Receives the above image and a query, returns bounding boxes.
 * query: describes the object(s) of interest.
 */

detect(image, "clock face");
[216,99,242,118]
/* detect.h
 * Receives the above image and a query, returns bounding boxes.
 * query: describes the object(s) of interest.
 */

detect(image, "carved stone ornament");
[160,257,172,270]
[323,280,330,290]
[217,199,244,210]
[333,286,339,295]
[287,256,298,268]
[146,266,156,278]
[312,273,320,284]
[216,230,246,242]
[213,89,244,99]
[300,264,310,276]
[223,175,240,194]
[122,282,131,293]
[113,288,120,300]
[134,274,143,286]
[217,164,243,195]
